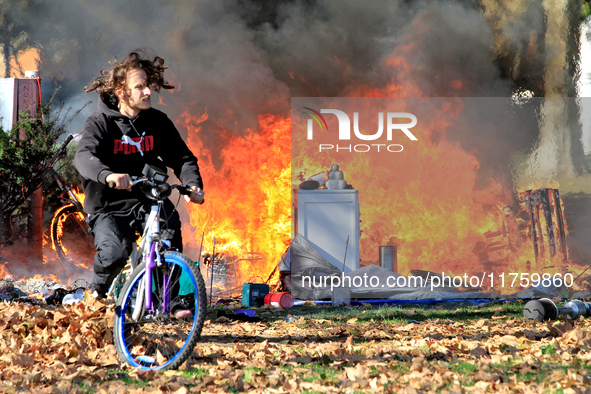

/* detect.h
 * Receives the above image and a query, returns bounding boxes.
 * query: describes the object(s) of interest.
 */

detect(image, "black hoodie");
[74,99,203,214]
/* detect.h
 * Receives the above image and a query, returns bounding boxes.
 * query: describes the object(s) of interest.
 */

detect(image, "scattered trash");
[215,298,233,306]
[45,287,85,306]
[45,288,70,305]
[0,275,92,306]
[284,317,296,323]
[62,288,86,306]
[0,278,14,294]
[233,309,256,317]
[216,310,261,323]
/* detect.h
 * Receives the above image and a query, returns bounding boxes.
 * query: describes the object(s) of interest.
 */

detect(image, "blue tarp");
[309,298,521,307]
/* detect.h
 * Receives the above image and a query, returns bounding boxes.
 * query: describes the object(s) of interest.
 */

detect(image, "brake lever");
[174,184,192,196]
[108,176,147,189]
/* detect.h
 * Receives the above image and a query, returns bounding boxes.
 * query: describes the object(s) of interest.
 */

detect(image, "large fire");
[179,111,292,290]
[3,10,585,298]
[151,28,584,296]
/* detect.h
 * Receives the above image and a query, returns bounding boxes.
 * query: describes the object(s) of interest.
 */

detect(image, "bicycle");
[47,135,95,270]
[112,163,207,371]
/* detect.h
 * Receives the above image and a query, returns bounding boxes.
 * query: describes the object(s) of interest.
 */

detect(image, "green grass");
[106,369,152,388]
[243,367,265,384]
[450,361,479,375]
[541,344,557,355]
[211,300,525,326]
[490,360,569,384]
[72,381,96,394]
[178,367,209,380]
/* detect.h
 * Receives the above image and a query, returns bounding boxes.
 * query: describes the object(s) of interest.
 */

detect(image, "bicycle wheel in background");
[50,204,95,270]
[113,251,207,371]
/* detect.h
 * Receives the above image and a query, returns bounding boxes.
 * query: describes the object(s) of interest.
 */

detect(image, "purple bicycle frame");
[144,241,173,313]
[143,201,172,314]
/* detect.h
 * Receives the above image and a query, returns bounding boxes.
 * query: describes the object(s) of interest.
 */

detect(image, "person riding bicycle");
[74,49,204,318]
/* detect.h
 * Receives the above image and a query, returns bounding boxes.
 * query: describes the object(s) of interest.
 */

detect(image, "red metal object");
[264,292,294,308]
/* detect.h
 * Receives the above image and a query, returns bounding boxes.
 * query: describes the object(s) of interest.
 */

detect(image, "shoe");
[174,309,193,320]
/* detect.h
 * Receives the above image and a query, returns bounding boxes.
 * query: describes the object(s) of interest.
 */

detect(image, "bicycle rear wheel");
[113,251,207,371]
[50,204,95,269]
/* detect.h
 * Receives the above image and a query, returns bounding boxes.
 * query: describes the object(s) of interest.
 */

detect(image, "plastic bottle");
[62,289,85,306]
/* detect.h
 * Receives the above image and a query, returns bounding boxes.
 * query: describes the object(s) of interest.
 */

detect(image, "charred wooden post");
[550,189,568,260]
[532,191,545,259]
[521,190,540,260]
[540,188,556,256]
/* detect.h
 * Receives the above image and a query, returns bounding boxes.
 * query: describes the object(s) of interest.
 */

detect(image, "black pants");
[88,200,182,297]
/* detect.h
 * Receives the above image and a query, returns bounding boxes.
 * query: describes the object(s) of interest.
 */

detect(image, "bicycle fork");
[145,241,170,313]
[134,202,173,319]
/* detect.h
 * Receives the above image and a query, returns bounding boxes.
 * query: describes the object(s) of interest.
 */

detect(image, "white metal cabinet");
[297,190,360,273]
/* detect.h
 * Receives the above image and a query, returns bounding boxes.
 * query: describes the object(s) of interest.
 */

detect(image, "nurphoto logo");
[302,107,418,152]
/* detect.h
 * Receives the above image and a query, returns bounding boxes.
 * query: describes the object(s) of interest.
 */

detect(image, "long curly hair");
[84,49,174,103]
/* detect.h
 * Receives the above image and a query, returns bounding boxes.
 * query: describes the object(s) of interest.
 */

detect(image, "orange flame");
[180,111,291,289]
[71,188,86,206]
[8,48,40,77]
[0,263,13,279]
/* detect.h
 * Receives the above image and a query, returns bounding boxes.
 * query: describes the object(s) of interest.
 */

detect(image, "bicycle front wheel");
[50,204,95,270]
[113,251,207,371]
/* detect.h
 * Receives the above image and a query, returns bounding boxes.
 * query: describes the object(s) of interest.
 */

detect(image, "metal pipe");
[379,246,397,272]
[209,238,216,307]
[342,235,350,272]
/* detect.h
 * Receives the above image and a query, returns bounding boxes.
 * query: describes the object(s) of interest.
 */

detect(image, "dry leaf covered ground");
[1,297,591,393]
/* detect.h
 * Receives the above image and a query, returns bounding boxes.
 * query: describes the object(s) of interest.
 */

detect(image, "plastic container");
[264,292,294,308]
[62,292,84,306]
[242,283,270,307]
[233,309,256,317]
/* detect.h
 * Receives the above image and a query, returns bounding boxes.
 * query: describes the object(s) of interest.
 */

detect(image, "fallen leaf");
[469,346,489,358]
[345,363,368,381]
[344,336,354,347]
[474,319,487,327]
[474,370,498,381]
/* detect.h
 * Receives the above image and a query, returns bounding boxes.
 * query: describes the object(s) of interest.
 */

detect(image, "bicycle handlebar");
[108,176,199,198]
[52,134,75,162]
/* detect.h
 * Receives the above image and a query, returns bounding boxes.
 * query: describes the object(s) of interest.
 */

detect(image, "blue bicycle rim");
[116,252,200,370]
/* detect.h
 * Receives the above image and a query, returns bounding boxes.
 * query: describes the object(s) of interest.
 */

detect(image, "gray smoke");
[4,1,521,134]
[2,0,587,190]
[4,0,586,199]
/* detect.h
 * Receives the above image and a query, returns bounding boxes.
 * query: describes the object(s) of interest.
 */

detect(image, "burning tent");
[289,234,341,300]
[288,234,500,301]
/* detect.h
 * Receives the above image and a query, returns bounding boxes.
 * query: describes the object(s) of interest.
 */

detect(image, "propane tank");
[523,298,591,321]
